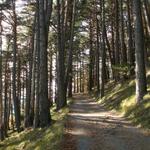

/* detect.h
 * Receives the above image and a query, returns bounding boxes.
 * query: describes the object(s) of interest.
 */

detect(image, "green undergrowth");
[98,72,150,129]
[0,100,72,150]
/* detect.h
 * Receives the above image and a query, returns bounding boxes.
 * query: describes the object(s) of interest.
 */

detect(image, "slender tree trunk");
[34,0,40,128]
[89,17,94,92]
[7,71,11,130]
[96,15,100,94]
[12,0,20,132]
[22,69,25,110]
[30,38,36,126]
[111,20,115,65]
[115,0,120,65]
[127,0,134,74]
[49,51,53,106]
[73,71,76,93]
[120,0,127,64]
[65,0,76,98]
[142,8,149,68]
[17,57,21,128]
[0,13,4,140]
[104,25,114,79]
[4,60,8,137]
[25,30,34,128]
[76,59,79,93]
[80,53,82,93]
[100,0,106,98]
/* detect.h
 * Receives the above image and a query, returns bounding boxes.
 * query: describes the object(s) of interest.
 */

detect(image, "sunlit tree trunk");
[143,0,150,28]
[89,17,94,92]
[34,4,40,127]
[134,0,147,103]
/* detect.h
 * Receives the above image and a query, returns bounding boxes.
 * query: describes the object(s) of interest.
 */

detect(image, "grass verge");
[0,100,72,150]
[98,73,150,129]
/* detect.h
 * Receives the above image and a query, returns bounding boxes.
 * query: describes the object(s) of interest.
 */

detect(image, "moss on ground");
[98,72,150,129]
[0,105,70,150]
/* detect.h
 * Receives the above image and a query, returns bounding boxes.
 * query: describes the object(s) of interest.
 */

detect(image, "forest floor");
[0,106,70,150]
[62,94,150,150]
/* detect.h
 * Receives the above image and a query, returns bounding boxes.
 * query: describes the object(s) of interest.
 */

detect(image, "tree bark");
[0,12,4,140]
[120,0,127,64]
[65,0,76,98]
[12,0,20,132]
[134,0,147,103]
[56,0,66,110]
[39,0,51,127]
[127,0,134,74]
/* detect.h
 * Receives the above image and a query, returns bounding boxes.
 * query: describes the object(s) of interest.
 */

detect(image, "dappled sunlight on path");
[62,94,150,150]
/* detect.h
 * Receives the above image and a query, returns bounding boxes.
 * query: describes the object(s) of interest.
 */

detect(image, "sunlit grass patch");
[98,74,150,129]
[0,107,70,150]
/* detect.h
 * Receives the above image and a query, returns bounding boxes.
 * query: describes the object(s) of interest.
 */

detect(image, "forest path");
[62,94,150,150]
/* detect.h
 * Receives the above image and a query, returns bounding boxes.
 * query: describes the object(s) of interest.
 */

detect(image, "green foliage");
[112,64,134,78]
[98,75,150,129]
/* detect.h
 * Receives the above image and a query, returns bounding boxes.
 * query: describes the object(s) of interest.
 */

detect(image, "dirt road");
[62,94,150,150]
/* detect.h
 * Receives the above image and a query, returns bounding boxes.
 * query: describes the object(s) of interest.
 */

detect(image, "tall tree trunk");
[4,60,8,137]
[127,0,134,74]
[12,0,20,132]
[39,0,51,127]
[104,25,114,79]
[65,0,76,98]
[30,37,36,126]
[56,0,66,110]
[111,19,115,66]
[134,0,147,103]
[100,0,106,98]
[49,51,53,105]
[115,0,120,65]
[34,13,40,128]
[34,0,40,128]
[89,17,94,92]
[120,0,127,64]
[142,8,149,68]
[0,13,4,140]
[25,22,35,128]
[76,58,79,93]
[96,14,100,94]
[17,57,21,128]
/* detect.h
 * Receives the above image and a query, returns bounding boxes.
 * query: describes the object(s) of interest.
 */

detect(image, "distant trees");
[0,0,80,139]
[87,0,149,102]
